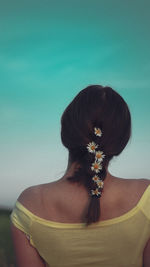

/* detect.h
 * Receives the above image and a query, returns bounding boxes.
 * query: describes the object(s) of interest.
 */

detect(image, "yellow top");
[10,185,150,267]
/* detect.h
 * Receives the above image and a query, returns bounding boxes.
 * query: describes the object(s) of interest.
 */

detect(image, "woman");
[10,85,150,267]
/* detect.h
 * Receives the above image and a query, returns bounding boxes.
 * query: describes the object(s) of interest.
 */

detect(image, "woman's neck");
[59,161,115,187]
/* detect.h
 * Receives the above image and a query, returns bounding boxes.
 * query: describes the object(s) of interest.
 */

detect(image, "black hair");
[61,85,131,225]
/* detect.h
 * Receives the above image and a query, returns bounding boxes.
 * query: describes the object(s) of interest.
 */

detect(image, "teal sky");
[0,0,150,207]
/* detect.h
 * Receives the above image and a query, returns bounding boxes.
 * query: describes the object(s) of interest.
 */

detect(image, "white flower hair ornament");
[86,127,105,198]
[91,161,102,173]
[87,142,98,153]
[95,151,105,162]
[94,127,102,137]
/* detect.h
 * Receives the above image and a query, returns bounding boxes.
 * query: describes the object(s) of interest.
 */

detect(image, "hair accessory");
[91,161,102,173]
[94,127,102,137]
[87,141,98,153]
[91,188,102,197]
[87,127,105,198]
[95,151,105,162]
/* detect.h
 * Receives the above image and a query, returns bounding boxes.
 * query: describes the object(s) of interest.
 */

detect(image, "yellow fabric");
[10,185,150,267]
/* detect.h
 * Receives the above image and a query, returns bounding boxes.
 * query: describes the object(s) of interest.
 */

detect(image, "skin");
[11,162,150,267]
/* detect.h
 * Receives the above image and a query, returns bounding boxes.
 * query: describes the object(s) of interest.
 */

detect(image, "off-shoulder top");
[10,185,150,267]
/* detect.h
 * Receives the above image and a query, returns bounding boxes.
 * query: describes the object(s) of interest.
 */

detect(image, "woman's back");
[18,174,150,224]
[11,175,150,267]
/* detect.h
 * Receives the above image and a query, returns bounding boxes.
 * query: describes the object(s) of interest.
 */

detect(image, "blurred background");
[0,0,150,265]
[0,0,150,211]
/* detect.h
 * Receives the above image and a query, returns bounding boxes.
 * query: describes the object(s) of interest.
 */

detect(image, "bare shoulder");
[132,178,150,192]
[125,178,150,202]
[17,184,43,210]
[17,182,56,211]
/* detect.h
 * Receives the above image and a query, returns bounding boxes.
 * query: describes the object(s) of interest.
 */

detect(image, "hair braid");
[85,156,109,225]
[61,85,131,225]
[67,128,112,225]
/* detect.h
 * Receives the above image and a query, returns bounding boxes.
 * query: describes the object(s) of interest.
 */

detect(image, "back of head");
[61,85,131,225]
